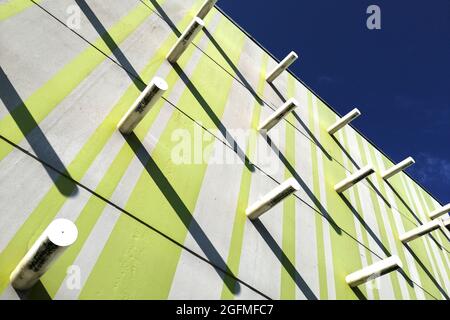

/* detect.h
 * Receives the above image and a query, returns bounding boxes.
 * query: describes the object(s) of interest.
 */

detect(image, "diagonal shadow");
[144,0,181,37]
[351,287,367,300]
[75,0,146,91]
[261,133,341,234]
[203,29,264,105]
[251,219,318,300]
[404,244,450,299]
[0,68,77,197]
[15,281,52,300]
[339,193,392,257]
[123,132,240,294]
[385,182,450,253]
[172,63,255,172]
[331,135,391,208]
[268,82,333,161]
[385,181,423,225]
[293,112,333,161]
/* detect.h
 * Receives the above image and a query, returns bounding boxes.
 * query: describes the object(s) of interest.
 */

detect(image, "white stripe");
[344,127,395,299]
[311,96,336,299]
[53,11,223,299]
[361,140,410,299]
[293,82,320,299]
[374,151,425,299]
[336,127,373,300]
[170,39,264,299]
[399,175,447,299]
[403,178,450,293]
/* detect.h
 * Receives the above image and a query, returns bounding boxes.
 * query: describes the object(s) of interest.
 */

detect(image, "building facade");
[0,0,449,300]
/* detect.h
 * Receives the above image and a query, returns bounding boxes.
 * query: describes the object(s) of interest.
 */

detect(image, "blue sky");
[219,0,450,204]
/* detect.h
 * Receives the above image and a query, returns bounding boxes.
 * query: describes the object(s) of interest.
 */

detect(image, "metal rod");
[345,256,402,287]
[327,108,361,135]
[167,17,205,63]
[246,178,300,220]
[334,165,375,193]
[118,77,168,134]
[258,98,299,132]
[381,157,415,180]
[266,51,298,83]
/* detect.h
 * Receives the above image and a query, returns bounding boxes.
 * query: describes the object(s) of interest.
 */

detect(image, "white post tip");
[429,203,450,220]
[266,51,298,83]
[334,165,375,193]
[10,219,78,290]
[399,220,440,243]
[196,0,218,19]
[345,256,402,287]
[258,98,299,132]
[381,157,415,180]
[327,108,361,135]
[246,178,300,220]
[166,17,205,63]
[118,77,168,134]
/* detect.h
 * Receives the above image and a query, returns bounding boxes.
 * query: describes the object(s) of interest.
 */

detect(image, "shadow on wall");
[74,0,146,90]
[15,281,51,301]
[123,132,242,295]
[171,63,255,173]
[0,67,78,197]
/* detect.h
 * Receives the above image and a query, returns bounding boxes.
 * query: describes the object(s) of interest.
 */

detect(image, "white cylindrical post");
[10,219,78,291]
[399,220,440,243]
[429,203,450,220]
[334,165,375,193]
[258,98,299,132]
[118,77,168,134]
[196,0,217,19]
[381,157,415,180]
[266,51,298,83]
[443,218,450,230]
[166,17,205,63]
[246,178,300,220]
[345,256,402,287]
[327,108,361,135]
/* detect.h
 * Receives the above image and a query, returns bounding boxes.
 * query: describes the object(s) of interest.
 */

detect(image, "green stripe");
[220,54,268,300]
[398,174,442,297]
[41,9,220,298]
[365,145,418,299]
[0,0,42,21]
[409,181,450,281]
[0,0,199,295]
[280,76,296,299]
[0,1,153,162]
[306,91,328,299]
[313,100,366,299]
[354,134,403,299]
[79,17,247,299]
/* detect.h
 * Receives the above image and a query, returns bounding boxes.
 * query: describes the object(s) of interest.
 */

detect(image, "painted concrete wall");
[0,0,449,300]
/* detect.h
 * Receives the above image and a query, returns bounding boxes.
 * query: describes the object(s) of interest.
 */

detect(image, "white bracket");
[118,77,168,134]
[443,218,450,230]
[246,178,300,220]
[10,219,78,290]
[381,157,415,180]
[334,165,375,193]
[327,108,361,135]
[196,0,218,19]
[167,17,205,63]
[345,256,403,287]
[429,203,450,220]
[258,98,299,132]
[266,51,298,83]
[399,220,440,243]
